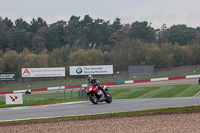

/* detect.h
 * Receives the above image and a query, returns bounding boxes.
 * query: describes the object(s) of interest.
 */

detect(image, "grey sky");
[0,0,200,29]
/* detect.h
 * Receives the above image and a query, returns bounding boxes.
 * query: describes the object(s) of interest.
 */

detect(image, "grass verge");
[1,84,200,108]
[110,84,200,99]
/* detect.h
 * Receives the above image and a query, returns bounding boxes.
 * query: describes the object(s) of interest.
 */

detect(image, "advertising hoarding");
[70,65,113,75]
[0,73,17,81]
[128,65,154,76]
[22,67,65,77]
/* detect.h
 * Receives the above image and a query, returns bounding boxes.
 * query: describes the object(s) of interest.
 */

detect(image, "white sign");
[70,65,113,75]
[5,93,23,105]
[22,67,65,77]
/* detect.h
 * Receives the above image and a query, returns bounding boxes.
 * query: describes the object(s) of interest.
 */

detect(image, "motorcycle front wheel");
[88,93,98,104]
[105,92,112,103]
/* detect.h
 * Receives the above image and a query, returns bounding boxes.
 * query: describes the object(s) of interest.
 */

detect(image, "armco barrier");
[116,81,125,84]
[168,76,186,80]
[134,79,151,83]
[66,85,82,89]
[0,74,200,95]
[31,88,48,92]
[0,91,13,95]
[101,82,116,85]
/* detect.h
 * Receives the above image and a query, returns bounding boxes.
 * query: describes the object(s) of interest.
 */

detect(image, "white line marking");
[0,101,89,112]
[0,111,113,122]
[194,91,200,97]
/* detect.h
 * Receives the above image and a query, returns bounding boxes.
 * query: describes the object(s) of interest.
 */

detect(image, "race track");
[0,78,200,122]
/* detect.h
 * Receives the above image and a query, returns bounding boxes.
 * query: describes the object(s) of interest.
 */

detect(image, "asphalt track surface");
[0,78,200,122]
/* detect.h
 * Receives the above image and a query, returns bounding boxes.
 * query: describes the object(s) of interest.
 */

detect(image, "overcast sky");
[1,0,200,29]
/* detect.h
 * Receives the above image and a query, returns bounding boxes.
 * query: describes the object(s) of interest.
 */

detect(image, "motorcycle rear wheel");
[88,93,98,104]
[105,92,112,103]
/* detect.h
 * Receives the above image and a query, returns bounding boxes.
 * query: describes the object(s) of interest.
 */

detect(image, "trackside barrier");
[151,77,168,82]
[168,76,186,80]
[1,74,200,95]
[116,81,125,84]
[186,75,200,79]
[125,80,134,84]
[134,79,151,83]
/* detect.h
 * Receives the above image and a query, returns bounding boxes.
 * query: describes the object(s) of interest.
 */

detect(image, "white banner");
[70,65,113,75]
[22,67,65,77]
[6,93,23,105]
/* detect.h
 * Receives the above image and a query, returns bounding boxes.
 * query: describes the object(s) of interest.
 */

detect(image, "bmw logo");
[76,67,82,74]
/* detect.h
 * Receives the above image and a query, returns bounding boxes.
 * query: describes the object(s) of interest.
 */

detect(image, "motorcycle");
[85,83,112,104]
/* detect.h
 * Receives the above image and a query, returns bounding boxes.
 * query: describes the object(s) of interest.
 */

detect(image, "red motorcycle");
[85,83,112,104]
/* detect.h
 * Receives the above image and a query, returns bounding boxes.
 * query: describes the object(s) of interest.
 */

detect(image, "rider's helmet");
[88,75,94,82]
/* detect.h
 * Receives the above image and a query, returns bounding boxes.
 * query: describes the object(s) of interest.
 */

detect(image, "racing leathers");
[89,78,107,98]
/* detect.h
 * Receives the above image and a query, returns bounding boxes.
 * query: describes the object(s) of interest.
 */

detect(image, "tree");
[12,28,32,53]
[37,49,49,67]
[32,34,47,54]
[110,18,122,33]
[3,50,20,72]
[19,48,38,68]
[129,21,155,42]
[167,24,195,45]
[160,43,174,67]
[28,17,47,34]
[87,49,104,65]
[195,27,200,43]
[102,51,113,65]
[186,43,200,65]
[68,49,90,66]
[0,18,13,52]
[0,58,5,72]
[15,18,29,30]
[46,21,66,51]
[64,16,81,48]
[77,15,95,49]
[110,24,130,43]
[145,43,168,68]
[77,15,112,49]
[3,17,13,28]
[172,44,187,66]
[112,40,131,71]
[48,46,71,67]
[155,23,168,44]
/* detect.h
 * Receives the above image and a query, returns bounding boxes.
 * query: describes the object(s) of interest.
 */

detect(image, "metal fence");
[0,87,87,103]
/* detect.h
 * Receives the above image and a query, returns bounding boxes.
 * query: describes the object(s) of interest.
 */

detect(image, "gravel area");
[1,110,200,133]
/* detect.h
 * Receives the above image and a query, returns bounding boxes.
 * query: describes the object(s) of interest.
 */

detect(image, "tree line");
[0,15,200,75]
[1,42,200,76]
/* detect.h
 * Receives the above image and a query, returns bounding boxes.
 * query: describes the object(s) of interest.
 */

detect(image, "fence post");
[71,88,74,100]
[78,88,81,99]
[64,87,66,100]
[57,86,61,100]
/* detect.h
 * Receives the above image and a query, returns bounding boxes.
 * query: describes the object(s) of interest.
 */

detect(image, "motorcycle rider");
[88,75,107,98]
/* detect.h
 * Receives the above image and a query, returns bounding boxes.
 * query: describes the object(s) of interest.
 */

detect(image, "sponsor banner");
[22,67,65,77]
[70,65,113,75]
[5,93,23,105]
[0,73,17,81]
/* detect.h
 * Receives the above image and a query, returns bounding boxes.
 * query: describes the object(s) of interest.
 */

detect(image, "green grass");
[1,84,200,108]
[109,84,200,99]
[0,89,87,108]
